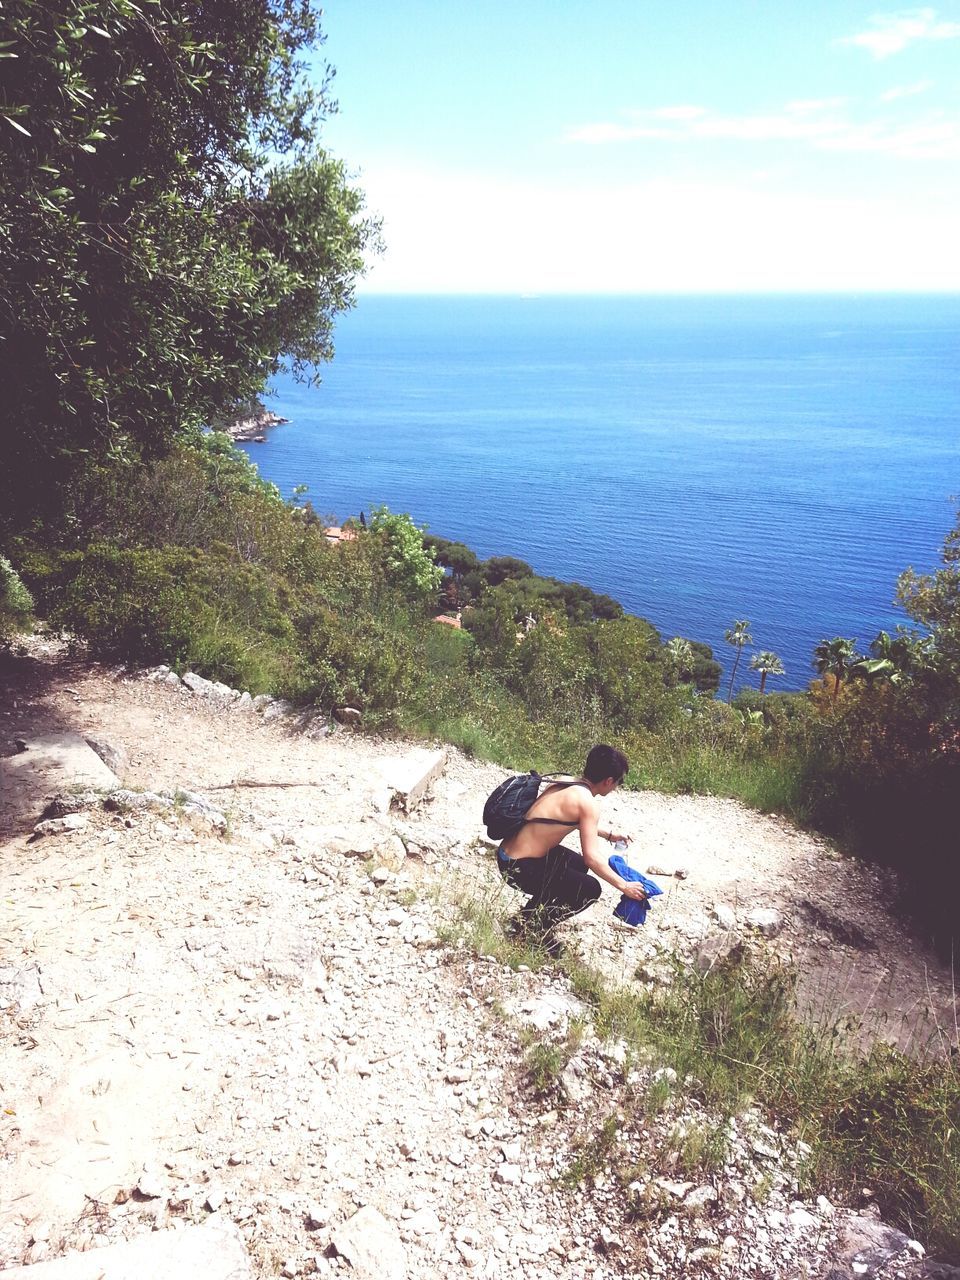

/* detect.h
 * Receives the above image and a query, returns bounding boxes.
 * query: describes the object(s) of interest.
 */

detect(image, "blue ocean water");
[243,294,960,692]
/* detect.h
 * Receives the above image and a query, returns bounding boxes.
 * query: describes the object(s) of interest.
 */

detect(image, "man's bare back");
[502,779,593,860]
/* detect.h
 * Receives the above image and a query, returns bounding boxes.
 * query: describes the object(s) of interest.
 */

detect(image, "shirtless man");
[495,744,648,955]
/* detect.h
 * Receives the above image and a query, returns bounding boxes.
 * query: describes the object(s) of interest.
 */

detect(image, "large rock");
[0,1221,252,1279]
[506,991,586,1032]
[331,1206,406,1280]
[694,932,745,975]
[376,748,446,812]
[823,1213,938,1278]
[84,736,128,778]
[1,732,118,799]
[744,907,783,938]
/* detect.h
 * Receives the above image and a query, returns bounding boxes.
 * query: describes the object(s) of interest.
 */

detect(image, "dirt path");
[1,640,956,1278]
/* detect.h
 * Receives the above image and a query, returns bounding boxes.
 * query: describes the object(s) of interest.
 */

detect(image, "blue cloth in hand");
[608,855,663,926]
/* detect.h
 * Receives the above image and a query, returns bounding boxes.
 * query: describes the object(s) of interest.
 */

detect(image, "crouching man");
[496,744,647,956]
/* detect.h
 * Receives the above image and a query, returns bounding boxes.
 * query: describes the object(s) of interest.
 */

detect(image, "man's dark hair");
[584,744,629,784]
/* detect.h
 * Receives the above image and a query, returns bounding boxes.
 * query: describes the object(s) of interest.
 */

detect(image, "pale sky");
[315,3,960,292]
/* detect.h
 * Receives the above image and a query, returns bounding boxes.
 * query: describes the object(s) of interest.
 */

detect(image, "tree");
[724,619,753,703]
[749,650,784,695]
[368,506,443,604]
[812,637,860,702]
[482,556,533,587]
[0,1,379,538]
[665,637,694,682]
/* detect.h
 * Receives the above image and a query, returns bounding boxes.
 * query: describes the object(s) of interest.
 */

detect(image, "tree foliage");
[0,0,379,537]
[724,619,753,702]
[368,506,443,603]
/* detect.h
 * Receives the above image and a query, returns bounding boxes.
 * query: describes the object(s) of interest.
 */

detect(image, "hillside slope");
[1,638,956,1278]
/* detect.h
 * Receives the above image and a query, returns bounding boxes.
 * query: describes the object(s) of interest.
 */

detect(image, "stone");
[233,692,254,712]
[406,1208,441,1236]
[322,824,385,859]
[694,933,745,975]
[135,1167,166,1199]
[1,731,119,796]
[376,747,447,812]
[0,963,44,1013]
[262,699,295,721]
[494,1164,522,1185]
[374,835,407,873]
[331,1206,406,1280]
[41,791,103,818]
[457,1242,483,1267]
[560,1061,592,1104]
[104,789,171,814]
[506,991,586,1032]
[0,1222,253,1279]
[32,813,89,838]
[744,908,783,938]
[710,904,737,931]
[305,1204,329,1230]
[252,694,274,711]
[684,1185,719,1214]
[334,706,362,725]
[182,672,217,698]
[84,736,128,777]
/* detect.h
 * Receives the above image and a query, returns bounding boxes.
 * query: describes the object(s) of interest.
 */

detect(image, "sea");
[240,294,960,692]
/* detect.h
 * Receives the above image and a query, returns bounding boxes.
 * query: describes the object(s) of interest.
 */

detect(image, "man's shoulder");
[566,782,597,815]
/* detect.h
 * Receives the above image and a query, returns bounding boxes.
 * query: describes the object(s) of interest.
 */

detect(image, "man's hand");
[620,881,648,902]
[605,831,632,846]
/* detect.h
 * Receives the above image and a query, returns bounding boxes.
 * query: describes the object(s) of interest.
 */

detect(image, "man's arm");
[578,796,647,900]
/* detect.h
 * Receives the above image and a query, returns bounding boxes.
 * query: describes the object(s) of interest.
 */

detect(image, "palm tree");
[724,619,753,702]
[665,637,694,682]
[750,650,785,694]
[812,637,860,701]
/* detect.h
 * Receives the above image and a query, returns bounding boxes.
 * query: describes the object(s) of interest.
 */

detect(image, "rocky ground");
[0,638,957,1278]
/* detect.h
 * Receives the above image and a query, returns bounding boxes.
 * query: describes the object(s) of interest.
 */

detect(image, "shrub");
[0,554,33,641]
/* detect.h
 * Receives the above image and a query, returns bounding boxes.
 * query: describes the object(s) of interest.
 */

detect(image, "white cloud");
[356,164,960,293]
[566,100,960,159]
[651,105,707,120]
[837,7,960,58]
[881,78,934,99]
[785,97,850,114]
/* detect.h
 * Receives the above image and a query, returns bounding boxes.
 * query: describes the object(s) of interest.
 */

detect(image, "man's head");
[583,744,629,794]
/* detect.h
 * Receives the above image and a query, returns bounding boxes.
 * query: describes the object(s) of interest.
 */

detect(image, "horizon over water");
[243,293,960,692]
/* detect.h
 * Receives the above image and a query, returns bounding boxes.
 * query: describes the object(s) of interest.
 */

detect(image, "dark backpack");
[482,771,579,843]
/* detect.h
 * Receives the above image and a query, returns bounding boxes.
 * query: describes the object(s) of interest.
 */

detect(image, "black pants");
[499,844,601,930]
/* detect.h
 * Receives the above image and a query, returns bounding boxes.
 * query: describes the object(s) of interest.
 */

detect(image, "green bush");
[0,554,33,641]
[26,542,300,693]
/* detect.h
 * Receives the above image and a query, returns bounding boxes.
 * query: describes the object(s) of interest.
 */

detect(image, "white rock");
[374,835,407,873]
[205,1186,225,1212]
[136,1167,166,1199]
[744,907,783,938]
[406,1207,441,1236]
[788,1206,817,1231]
[684,1185,719,1214]
[306,1203,329,1229]
[494,1165,522,1185]
[710,904,737,931]
[32,812,90,837]
[331,1206,406,1280]
[183,671,216,697]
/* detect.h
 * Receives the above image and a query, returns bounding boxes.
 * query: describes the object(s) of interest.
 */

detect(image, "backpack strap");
[521,778,590,829]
